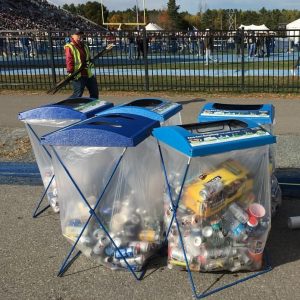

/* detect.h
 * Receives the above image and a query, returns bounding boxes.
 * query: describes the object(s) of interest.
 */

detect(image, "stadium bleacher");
[0,0,104,31]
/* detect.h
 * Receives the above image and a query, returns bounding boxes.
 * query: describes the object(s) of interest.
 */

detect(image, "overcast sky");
[53,0,300,13]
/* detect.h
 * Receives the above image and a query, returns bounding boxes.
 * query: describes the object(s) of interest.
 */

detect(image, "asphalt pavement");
[1,91,300,300]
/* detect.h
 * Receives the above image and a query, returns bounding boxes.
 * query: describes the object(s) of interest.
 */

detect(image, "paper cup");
[247,249,263,269]
[248,203,266,223]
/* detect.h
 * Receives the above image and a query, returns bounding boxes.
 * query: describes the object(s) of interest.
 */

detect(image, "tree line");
[62,0,300,31]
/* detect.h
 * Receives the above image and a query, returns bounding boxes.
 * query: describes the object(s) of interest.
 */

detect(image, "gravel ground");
[1,129,300,168]
[1,90,300,167]
[0,128,35,162]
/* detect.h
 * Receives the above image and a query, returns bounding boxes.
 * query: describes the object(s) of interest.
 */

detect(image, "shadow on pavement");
[177,98,206,105]
[267,198,300,268]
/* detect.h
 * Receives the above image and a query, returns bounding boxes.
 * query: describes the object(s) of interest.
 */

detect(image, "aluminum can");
[202,258,227,271]
[104,245,115,257]
[228,260,242,272]
[200,177,223,201]
[129,241,151,253]
[114,247,135,259]
[117,255,145,267]
[92,241,105,255]
[170,247,192,263]
[202,245,237,259]
[139,230,159,242]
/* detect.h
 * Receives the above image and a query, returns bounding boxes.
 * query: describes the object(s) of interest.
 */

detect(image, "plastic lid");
[153,119,276,157]
[198,102,274,125]
[18,97,113,121]
[247,217,258,227]
[202,226,213,238]
[97,98,182,122]
[41,113,159,147]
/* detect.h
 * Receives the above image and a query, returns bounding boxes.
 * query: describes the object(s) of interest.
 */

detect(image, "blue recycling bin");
[97,98,182,126]
[41,113,165,278]
[153,119,276,299]
[18,97,113,216]
[198,103,274,132]
[198,102,281,216]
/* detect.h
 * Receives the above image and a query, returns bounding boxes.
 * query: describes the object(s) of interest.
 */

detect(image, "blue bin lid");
[41,113,160,147]
[153,119,276,157]
[97,98,182,122]
[198,102,274,125]
[18,97,113,121]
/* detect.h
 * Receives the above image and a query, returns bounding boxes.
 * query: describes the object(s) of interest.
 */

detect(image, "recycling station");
[19,97,280,299]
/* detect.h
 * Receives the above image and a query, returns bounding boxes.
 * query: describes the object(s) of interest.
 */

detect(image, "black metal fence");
[1,29,300,92]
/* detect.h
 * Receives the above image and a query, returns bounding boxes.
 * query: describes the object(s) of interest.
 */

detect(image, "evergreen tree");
[166,0,188,30]
[167,0,180,23]
[63,1,108,26]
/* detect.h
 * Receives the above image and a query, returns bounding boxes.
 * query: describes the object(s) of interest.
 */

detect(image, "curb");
[275,168,300,199]
[0,162,40,178]
[0,163,299,199]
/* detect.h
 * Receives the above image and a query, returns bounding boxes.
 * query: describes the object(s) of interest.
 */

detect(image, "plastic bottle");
[228,202,249,224]
[184,235,202,257]
[208,230,225,247]
[222,210,248,241]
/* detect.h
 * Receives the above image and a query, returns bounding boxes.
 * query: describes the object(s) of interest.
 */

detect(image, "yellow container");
[183,160,253,217]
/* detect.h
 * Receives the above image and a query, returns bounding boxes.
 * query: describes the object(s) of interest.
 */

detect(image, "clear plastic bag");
[51,136,165,271]
[162,145,271,272]
[24,119,78,212]
[163,112,182,126]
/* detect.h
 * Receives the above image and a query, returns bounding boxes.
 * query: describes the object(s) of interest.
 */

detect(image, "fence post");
[143,28,149,91]
[241,27,245,91]
[47,30,56,85]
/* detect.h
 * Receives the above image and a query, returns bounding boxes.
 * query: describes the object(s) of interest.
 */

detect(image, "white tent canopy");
[286,18,300,30]
[286,18,300,44]
[145,23,164,31]
[239,24,270,31]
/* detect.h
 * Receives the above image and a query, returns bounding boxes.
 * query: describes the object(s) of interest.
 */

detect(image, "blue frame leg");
[54,147,149,280]
[57,250,81,277]
[32,174,54,218]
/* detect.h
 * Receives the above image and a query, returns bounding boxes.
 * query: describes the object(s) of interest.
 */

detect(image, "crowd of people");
[0,0,103,31]
[234,28,276,58]
[122,30,275,64]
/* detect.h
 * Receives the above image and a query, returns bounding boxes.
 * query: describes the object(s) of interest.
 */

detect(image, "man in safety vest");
[65,28,99,98]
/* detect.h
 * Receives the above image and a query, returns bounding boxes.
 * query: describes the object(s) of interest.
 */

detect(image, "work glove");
[87,61,95,69]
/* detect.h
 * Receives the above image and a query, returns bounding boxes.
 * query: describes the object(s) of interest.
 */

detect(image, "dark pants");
[236,43,242,56]
[71,76,99,99]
